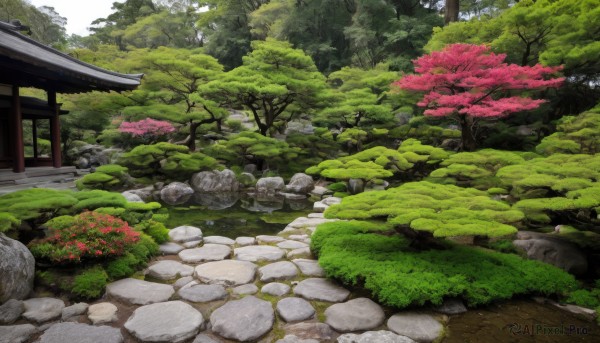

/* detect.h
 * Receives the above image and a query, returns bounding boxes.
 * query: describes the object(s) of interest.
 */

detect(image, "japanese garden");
[0,0,599,342]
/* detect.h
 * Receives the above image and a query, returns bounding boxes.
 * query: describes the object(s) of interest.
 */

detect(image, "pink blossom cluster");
[395,44,564,118]
[119,118,175,137]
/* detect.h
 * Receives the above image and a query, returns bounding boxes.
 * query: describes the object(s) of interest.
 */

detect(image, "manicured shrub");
[76,164,130,190]
[105,253,139,279]
[72,190,128,211]
[29,211,140,264]
[135,220,169,244]
[311,220,578,308]
[536,109,600,155]
[0,189,78,221]
[0,212,20,233]
[70,267,109,299]
[324,181,523,241]
[566,289,600,308]
[327,182,347,192]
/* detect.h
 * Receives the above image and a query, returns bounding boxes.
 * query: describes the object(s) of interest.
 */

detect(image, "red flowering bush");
[119,118,175,137]
[29,211,140,264]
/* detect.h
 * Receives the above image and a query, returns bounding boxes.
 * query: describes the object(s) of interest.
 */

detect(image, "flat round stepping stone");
[178,282,227,302]
[106,278,174,305]
[277,240,309,250]
[261,282,291,296]
[232,283,259,295]
[61,303,88,321]
[0,324,37,343]
[256,235,285,243]
[325,298,385,332]
[179,244,231,263]
[194,260,257,286]
[235,236,256,246]
[0,299,24,324]
[292,259,325,277]
[192,334,222,343]
[287,247,312,259]
[293,278,349,302]
[307,213,324,218]
[203,236,235,245]
[87,302,118,325]
[173,276,194,290]
[338,331,416,343]
[22,297,65,323]
[147,260,194,280]
[182,240,202,248]
[387,313,444,343]
[259,261,298,282]
[210,296,274,341]
[38,323,123,343]
[169,225,203,243]
[159,242,184,255]
[283,322,335,341]
[276,297,315,322]
[276,335,319,343]
[125,301,203,343]
[234,245,285,262]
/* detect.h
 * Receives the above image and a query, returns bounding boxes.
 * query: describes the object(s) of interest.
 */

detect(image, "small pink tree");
[395,44,564,151]
[119,118,175,144]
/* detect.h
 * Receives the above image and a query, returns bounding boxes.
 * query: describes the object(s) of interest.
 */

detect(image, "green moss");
[105,253,139,279]
[0,189,78,221]
[136,220,170,244]
[566,289,600,308]
[72,190,127,211]
[71,267,109,299]
[311,221,578,308]
[327,182,347,192]
[0,212,20,233]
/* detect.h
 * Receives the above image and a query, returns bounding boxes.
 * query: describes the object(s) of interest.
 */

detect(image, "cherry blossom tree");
[396,44,564,151]
[119,118,175,144]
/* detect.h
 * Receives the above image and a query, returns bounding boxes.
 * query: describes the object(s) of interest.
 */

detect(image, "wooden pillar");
[11,85,24,173]
[48,90,62,168]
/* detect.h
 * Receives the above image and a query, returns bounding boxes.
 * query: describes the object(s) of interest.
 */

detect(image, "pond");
[163,193,314,239]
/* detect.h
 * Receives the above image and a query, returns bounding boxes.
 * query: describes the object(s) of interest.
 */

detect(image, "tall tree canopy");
[396,44,563,151]
[201,39,327,136]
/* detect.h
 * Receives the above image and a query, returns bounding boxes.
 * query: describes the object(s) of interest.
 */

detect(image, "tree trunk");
[444,0,459,25]
[188,122,200,151]
[459,115,477,151]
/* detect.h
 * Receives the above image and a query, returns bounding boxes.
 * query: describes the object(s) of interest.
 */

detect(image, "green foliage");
[311,220,577,308]
[119,142,219,180]
[0,189,78,222]
[325,182,522,238]
[327,182,347,193]
[76,164,130,190]
[105,253,140,279]
[536,109,600,155]
[135,220,169,244]
[0,212,20,233]
[72,190,128,211]
[71,267,109,299]
[389,117,461,146]
[307,159,393,182]
[566,289,600,308]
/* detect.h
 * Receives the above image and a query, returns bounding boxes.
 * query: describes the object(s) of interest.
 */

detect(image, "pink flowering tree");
[119,118,175,144]
[395,44,564,151]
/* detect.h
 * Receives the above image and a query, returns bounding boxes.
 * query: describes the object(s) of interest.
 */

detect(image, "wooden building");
[0,20,142,173]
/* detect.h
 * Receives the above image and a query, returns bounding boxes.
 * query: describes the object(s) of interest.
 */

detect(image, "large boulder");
[160,182,194,205]
[256,177,285,195]
[285,173,315,194]
[513,231,588,275]
[0,234,35,303]
[191,169,239,193]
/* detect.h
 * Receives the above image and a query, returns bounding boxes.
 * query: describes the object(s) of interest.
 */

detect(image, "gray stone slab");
[337,331,416,343]
[169,226,203,243]
[194,260,257,286]
[276,297,315,322]
[433,298,467,315]
[277,335,319,343]
[232,284,259,296]
[293,278,350,302]
[325,298,385,332]
[0,299,23,324]
[192,334,223,343]
[284,322,335,341]
[292,259,325,277]
[261,282,291,296]
[61,303,88,321]
[387,313,444,343]
[234,245,285,262]
[179,244,231,263]
[259,261,298,282]
[22,297,65,323]
[37,322,123,343]
[0,324,36,343]
[203,236,235,245]
[87,302,118,325]
[147,260,194,280]
[182,240,202,248]
[235,236,256,246]
[106,278,174,305]
[159,242,185,255]
[178,282,228,303]
[307,213,324,218]
[277,240,309,250]
[287,247,312,259]
[173,276,195,290]
[125,301,203,343]
[210,296,274,341]
[256,235,285,243]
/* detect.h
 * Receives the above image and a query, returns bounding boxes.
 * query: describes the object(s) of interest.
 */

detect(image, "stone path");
[1,199,448,343]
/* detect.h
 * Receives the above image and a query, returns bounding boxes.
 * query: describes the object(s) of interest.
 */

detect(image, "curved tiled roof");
[0,21,142,93]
